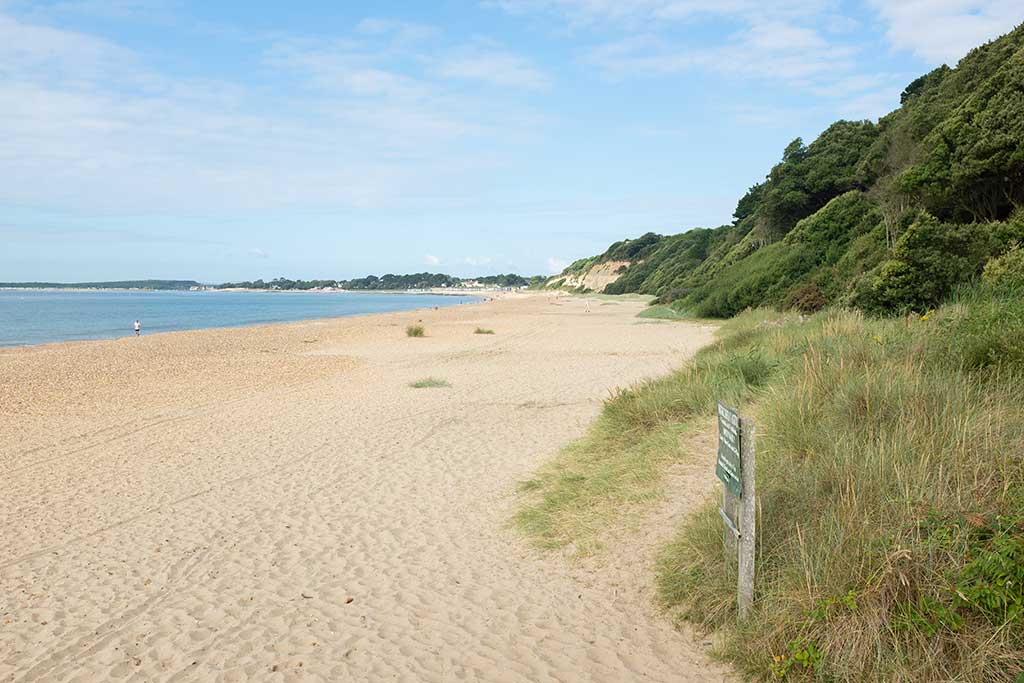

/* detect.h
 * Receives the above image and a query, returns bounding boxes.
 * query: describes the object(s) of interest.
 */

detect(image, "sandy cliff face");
[552,260,630,292]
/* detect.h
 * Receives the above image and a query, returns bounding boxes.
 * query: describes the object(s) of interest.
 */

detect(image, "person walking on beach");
[133,320,141,336]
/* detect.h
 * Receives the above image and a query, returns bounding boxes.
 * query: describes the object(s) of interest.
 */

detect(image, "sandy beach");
[1,293,729,682]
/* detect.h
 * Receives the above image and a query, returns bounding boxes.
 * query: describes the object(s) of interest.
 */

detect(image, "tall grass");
[658,291,1024,682]
[515,286,1024,680]
[406,325,425,338]
[514,309,786,553]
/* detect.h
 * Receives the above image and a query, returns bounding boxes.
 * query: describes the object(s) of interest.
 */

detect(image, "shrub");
[782,282,827,313]
[926,292,1024,370]
[982,244,1024,294]
[406,325,425,338]
[637,305,687,320]
[861,214,994,313]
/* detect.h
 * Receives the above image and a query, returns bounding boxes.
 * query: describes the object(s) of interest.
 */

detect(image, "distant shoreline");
[0,286,501,297]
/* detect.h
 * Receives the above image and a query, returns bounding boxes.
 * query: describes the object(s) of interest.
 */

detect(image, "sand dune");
[0,294,731,682]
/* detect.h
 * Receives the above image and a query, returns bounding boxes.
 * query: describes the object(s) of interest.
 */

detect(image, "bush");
[982,244,1024,294]
[782,282,827,313]
[927,292,1024,370]
[406,325,425,338]
[860,214,994,313]
[637,305,687,320]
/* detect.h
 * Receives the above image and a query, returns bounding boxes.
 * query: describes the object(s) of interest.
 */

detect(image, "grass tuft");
[474,327,495,335]
[513,312,788,553]
[406,325,425,338]
[409,377,450,388]
[637,305,690,320]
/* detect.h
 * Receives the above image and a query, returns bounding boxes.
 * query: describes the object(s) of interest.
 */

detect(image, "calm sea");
[0,289,481,347]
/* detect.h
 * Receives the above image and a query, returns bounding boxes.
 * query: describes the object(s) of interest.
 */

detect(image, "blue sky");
[1,0,1021,282]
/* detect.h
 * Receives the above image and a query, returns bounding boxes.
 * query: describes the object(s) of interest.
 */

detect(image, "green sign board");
[716,401,742,497]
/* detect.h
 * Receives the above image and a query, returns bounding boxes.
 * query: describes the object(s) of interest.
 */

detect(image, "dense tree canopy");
[554,23,1024,317]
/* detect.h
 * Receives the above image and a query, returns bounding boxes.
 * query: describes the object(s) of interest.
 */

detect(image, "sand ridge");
[1,294,732,682]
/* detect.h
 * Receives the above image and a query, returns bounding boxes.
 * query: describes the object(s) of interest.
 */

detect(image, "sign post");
[716,402,756,621]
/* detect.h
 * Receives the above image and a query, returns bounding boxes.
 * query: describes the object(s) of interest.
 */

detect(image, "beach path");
[0,294,730,682]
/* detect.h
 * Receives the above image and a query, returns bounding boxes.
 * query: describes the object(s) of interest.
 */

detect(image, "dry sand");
[1,293,731,682]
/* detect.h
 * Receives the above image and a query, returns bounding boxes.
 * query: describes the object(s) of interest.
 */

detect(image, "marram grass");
[515,287,1024,681]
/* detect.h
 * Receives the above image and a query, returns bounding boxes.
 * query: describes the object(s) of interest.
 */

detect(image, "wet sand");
[0,293,730,682]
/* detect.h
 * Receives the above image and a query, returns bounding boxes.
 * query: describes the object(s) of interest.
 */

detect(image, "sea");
[0,289,482,347]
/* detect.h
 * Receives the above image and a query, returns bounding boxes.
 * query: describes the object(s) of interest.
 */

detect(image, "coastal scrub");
[516,284,1023,681]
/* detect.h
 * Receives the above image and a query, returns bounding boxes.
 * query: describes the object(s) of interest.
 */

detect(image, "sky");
[1,1,1022,282]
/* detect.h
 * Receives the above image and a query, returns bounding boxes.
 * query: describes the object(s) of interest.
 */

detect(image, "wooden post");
[737,418,756,621]
[721,485,739,554]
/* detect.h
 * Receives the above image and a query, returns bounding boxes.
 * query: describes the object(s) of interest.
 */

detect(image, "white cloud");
[489,0,923,121]
[463,256,493,267]
[745,21,826,51]
[248,247,270,259]
[0,14,136,83]
[354,17,438,43]
[584,27,858,86]
[867,0,1023,64]
[0,10,548,215]
[486,0,840,26]
[435,48,550,89]
[424,254,441,265]
[489,1,865,91]
[47,0,177,21]
[546,256,568,274]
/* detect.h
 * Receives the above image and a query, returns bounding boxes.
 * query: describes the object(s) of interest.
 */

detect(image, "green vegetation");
[409,377,450,388]
[474,327,495,334]
[636,305,690,320]
[0,280,202,290]
[658,290,1023,682]
[514,324,775,553]
[217,272,543,291]
[514,24,1024,683]
[552,24,1024,319]
[517,284,1023,680]
[405,325,425,338]
[218,277,342,290]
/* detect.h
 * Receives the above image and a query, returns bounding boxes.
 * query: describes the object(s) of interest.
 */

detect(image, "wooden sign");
[716,402,742,497]
[716,401,756,621]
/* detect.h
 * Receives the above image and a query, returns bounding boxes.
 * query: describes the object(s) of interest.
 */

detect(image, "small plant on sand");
[474,327,495,335]
[637,305,688,320]
[406,325,425,338]
[410,377,449,388]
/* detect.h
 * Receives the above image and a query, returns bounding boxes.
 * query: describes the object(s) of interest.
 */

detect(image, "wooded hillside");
[565,24,1024,318]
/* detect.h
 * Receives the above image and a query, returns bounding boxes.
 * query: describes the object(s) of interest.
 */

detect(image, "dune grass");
[406,325,425,338]
[474,327,495,335]
[409,377,449,388]
[514,310,782,553]
[515,287,1024,681]
[637,305,690,320]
